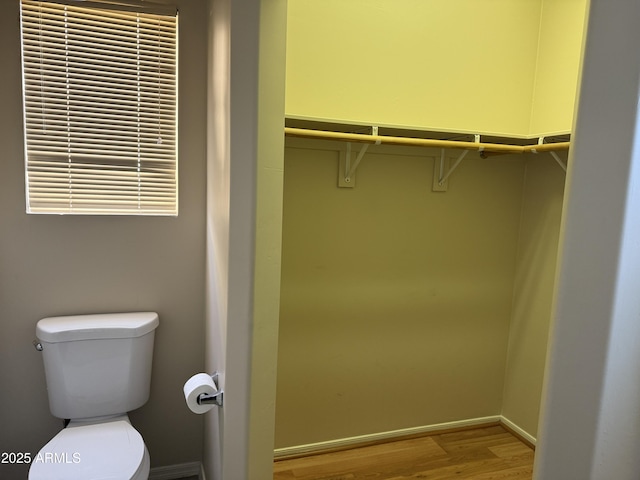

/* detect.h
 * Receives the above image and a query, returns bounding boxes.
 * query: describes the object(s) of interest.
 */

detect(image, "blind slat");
[20,0,178,215]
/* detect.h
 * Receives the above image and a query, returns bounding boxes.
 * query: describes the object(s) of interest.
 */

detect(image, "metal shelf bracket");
[339,126,379,188]
[549,151,568,172]
[432,148,469,192]
[531,137,567,172]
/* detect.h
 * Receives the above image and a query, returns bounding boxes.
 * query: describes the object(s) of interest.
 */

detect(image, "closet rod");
[284,127,570,154]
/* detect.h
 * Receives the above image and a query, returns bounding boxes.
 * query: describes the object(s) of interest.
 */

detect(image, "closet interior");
[275,0,587,457]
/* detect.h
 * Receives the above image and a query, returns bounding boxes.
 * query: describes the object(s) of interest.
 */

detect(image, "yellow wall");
[285,0,587,137]
[529,0,588,135]
[275,139,525,447]
[278,0,583,449]
[286,0,542,137]
[501,155,566,438]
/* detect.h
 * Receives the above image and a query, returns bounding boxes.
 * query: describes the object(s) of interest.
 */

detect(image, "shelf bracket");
[530,136,545,154]
[346,142,369,182]
[475,134,485,157]
[433,148,469,192]
[339,126,379,188]
[549,151,568,172]
[531,137,567,172]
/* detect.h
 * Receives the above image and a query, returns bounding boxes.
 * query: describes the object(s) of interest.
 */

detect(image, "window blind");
[20,0,178,215]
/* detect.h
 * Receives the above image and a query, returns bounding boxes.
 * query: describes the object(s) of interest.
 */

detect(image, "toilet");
[29,312,159,480]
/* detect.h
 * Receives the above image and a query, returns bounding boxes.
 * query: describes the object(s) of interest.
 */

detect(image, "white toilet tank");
[36,312,159,420]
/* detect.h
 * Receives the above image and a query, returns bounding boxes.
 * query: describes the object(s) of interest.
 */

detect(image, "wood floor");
[273,425,534,480]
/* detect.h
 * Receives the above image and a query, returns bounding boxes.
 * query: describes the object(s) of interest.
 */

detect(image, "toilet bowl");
[29,312,159,480]
[29,415,150,480]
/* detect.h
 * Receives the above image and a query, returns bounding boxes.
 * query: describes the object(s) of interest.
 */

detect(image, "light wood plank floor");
[273,425,534,480]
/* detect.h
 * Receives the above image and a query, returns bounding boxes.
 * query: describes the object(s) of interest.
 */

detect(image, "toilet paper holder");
[197,372,223,407]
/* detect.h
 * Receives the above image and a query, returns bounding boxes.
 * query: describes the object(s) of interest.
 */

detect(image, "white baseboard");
[500,415,537,447]
[274,415,502,459]
[148,461,202,480]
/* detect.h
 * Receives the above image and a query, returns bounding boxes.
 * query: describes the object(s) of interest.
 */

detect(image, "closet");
[275,0,587,456]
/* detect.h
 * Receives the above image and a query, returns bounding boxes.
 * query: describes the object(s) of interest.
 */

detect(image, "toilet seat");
[29,419,147,480]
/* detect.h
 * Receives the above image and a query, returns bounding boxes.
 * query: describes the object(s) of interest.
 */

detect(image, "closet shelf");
[284,122,570,190]
[284,127,570,155]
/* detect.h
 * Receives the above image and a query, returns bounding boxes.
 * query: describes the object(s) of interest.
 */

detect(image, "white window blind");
[20,0,178,215]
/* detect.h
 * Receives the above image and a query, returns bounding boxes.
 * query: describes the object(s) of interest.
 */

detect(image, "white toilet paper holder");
[197,372,223,407]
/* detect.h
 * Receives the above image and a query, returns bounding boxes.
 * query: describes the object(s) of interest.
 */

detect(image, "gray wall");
[0,0,207,477]
[535,0,640,477]
[204,0,286,478]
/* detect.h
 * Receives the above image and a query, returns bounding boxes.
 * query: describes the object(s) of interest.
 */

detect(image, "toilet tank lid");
[36,312,159,343]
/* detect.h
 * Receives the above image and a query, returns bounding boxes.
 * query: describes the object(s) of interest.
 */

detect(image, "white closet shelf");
[284,121,570,190]
[284,127,570,155]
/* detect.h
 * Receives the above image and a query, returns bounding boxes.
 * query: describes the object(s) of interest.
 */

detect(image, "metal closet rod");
[284,127,570,154]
